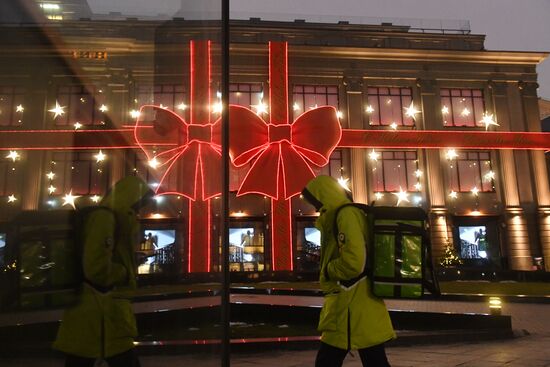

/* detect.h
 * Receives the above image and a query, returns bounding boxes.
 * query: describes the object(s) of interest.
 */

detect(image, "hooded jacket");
[54,176,152,358]
[303,175,395,350]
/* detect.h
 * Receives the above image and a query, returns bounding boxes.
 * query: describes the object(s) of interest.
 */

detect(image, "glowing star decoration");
[99,104,108,113]
[7,195,17,203]
[446,149,458,160]
[212,101,223,114]
[369,149,380,161]
[159,104,168,109]
[404,102,421,120]
[336,111,344,119]
[441,106,449,115]
[415,169,423,178]
[73,122,82,130]
[46,171,55,180]
[130,110,141,119]
[338,177,351,192]
[414,182,422,191]
[365,105,374,114]
[374,192,384,200]
[48,101,65,119]
[62,191,80,209]
[94,150,106,163]
[480,113,499,130]
[6,151,20,162]
[48,185,56,194]
[461,107,470,117]
[484,170,495,181]
[90,195,101,203]
[147,157,160,169]
[393,187,410,206]
[293,102,300,111]
[252,101,268,115]
[16,104,24,113]
[390,122,398,130]
[471,186,479,196]
[449,191,458,199]
[177,103,187,111]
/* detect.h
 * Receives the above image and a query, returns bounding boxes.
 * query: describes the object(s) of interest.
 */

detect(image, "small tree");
[440,239,462,267]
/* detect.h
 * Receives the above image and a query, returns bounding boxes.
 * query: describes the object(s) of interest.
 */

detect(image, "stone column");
[520,82,550,270]
[418,79,448,261]
[345,77,368,204]
[491,82,532,270]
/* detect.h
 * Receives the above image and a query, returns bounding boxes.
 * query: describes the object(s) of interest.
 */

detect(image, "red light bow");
[229,105,342,199]
[134,105,221,200]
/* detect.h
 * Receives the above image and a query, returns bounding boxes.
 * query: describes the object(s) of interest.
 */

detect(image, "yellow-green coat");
[54,176,151,358]
[304,175,395,350]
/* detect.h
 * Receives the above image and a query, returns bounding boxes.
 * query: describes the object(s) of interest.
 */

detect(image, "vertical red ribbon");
[269,42,293,271]
[188,40,211,273]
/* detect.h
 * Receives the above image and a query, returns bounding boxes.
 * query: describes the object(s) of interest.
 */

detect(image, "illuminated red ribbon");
[134,105,221,200]
[229,104,341,199]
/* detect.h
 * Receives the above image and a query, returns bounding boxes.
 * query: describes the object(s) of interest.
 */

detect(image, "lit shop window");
[295,219,321,272]
[53,86,107,126]
[0,86,25,127]
[133,84,187,118]
[228,221,265,272]
[446,150,495,193]
[292,85,339,118]
[366,87,414,127]
[440,88,485,127]
[229,83,263,107]
[47,151,111,198]
[371,150,420,192]
[137,220,183,277]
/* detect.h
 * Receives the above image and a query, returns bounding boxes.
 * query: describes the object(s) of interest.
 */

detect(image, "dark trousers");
[65,349,141,367]
[315,341,391,367]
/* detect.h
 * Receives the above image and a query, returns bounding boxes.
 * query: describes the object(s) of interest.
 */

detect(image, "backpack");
[333,203,440,299]
[2,206,115,311]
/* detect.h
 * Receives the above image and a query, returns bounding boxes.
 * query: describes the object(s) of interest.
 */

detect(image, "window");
[229,83,263,108]
[366,87,414,127]
[134,84,187,118]
[292,85,339,118]
[48,151,110,197]
[54,86,107,126]
[0,86,25,127]
[228,220,265,272]
[293,85,342,180]
[372,150,420,192]
[446,150,494,192]
[440,88,485,127]
[295,218,320,272]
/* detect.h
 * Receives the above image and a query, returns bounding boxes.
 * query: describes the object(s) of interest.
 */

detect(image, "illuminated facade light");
[6,151,20,162]
[470,210,482,216]
[40,3,60,10]
[94,150,106,163]
[365,105,374,114]
[441,106,449,115]
[212,101,223,114]
[48,101,65,118]
[393,187,410,206]
[150,213,165,219]
[230,211,247,217]
[130,110,141,119]
[404,102,421,120]
[369,149,379,161]
[336,111,343,119]
[446,149,458,160]
[461,107,470,117]
[337,177,351,191]
[480,113,499,130]
[148,157,160,169]
[62,191,80,209]
[252,101,268,115]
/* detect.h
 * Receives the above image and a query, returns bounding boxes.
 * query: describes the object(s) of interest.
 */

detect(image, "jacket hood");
[303,175,352,212]
[100,176,153,212]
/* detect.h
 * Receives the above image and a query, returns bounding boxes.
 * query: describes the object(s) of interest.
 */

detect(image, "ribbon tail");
[238,145,280,199]
[280,142,316,199]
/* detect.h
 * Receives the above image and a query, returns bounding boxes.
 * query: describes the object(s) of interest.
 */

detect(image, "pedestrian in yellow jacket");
[302,175,395,367]
[54,176,152,367]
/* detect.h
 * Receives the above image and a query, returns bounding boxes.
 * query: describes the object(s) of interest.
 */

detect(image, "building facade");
[0,11,549,287]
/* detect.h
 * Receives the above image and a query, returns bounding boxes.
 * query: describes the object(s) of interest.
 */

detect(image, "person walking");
[54,176,153,367]
[301,175,396,367]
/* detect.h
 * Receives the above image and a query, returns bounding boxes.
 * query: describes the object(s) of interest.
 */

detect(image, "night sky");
[87,0,550,99]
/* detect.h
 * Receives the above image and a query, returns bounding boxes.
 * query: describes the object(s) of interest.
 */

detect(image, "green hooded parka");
[54,176,151,358]
[304,175,396,350]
